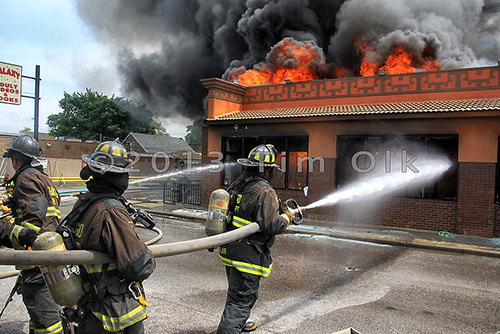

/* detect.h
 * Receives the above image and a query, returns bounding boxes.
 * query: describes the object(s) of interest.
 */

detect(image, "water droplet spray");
[301,155,453,212]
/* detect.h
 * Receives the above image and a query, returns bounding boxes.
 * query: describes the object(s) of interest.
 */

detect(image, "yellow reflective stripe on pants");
[46,206,61,219]
[34,320,63,333]
[219,254,273,278]
[93,305,147,332]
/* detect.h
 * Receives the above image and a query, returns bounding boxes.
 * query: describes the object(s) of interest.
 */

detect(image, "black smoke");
[75,0,500,122]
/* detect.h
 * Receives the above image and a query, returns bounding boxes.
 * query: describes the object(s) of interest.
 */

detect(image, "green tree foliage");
[47,88,166,141]
[185,118,204,152]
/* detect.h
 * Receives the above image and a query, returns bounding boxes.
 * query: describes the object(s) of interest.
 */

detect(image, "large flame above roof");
[228,38,329,86]
[356,37,440,76]
[229,35,441,86]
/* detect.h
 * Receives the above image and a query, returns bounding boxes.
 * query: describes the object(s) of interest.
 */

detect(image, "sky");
[0,0,188,137]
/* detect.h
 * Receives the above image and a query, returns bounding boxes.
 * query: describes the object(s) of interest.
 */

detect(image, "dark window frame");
[221,136,309,190]
[336,134,459,201]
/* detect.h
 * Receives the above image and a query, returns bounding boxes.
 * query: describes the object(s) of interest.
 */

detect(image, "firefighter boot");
[243,321,257,332]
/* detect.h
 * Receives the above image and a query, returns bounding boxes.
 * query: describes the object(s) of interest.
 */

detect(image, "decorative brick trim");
[242,67,500,104]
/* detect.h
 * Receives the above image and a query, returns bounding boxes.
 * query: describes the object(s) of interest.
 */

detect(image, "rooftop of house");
[125,132,196,154]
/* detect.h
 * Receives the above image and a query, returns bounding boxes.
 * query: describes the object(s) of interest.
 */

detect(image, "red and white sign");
[0,61,22,105]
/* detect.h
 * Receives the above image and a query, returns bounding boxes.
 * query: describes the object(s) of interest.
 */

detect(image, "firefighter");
[1,173,9,187]
[72,140,155,334]
[216,144,298,334]
[0,134,64,334]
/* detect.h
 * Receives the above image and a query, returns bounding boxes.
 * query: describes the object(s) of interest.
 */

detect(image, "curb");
[286,226,500,259]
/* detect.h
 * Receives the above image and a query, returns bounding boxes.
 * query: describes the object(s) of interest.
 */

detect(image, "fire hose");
[0,195,303,267]
[0,223,163,279]
[0,222,260,266]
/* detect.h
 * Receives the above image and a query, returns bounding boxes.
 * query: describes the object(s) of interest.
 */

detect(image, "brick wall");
[457,162,496,237]
[494,205,500,238]
[301,158,336,220]
[0,136,97,160]
[329,198,458,231]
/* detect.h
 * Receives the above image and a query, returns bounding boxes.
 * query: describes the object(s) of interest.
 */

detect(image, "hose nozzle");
[284,199,304,225]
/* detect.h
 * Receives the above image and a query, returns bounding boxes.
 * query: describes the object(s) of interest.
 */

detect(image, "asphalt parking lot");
[1,189,499,334]
[2,215,499,334]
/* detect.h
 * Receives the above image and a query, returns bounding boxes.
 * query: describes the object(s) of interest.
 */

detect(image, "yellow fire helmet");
[82,140,132,174]
[237,144,281,168]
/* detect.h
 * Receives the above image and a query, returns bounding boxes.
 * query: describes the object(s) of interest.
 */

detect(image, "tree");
[185,118,204,152]
[47,88,165,141]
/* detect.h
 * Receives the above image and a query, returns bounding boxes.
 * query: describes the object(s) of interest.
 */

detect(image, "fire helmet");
[3,135,41,160]
[237,144,280,168]
[82,140,132,174]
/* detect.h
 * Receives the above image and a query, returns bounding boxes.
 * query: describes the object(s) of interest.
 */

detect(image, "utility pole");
[21,65,41,141]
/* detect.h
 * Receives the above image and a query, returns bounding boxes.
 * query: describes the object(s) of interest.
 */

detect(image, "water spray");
[300,155,452,212]
[129,163,237,185]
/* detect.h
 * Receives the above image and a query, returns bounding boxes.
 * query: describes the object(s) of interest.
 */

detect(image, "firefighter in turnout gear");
[0,134,64,334]
[70,140,155,334]
[216,144,298,334]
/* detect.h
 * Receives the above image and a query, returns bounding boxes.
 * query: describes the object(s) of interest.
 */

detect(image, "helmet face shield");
[82,140,132,174]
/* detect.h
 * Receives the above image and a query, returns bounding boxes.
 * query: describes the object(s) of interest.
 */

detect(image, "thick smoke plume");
[75,0,500,122]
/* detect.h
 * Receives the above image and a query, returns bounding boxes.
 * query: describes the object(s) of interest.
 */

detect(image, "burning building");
[72,1,500,237]
[200,64,500,238]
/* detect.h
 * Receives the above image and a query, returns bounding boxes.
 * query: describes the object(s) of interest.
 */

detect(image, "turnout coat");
[72,192,156,332]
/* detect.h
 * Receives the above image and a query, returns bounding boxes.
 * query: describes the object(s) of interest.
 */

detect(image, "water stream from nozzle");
[301,156,453,211]
[129,163,237,185]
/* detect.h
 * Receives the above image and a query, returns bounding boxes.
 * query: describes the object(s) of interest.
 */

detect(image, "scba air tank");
[33,232,83,309]
[205,189,230,236]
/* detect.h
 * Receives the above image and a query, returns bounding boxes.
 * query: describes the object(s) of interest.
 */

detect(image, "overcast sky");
[0,0,188,137]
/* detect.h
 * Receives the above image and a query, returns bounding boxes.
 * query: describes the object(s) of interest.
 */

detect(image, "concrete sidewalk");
[286,222,500,259]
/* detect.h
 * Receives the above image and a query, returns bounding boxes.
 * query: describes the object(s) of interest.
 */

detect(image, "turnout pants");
[77,312,144,334]
[21,269,63,334]
[217,266,261,334]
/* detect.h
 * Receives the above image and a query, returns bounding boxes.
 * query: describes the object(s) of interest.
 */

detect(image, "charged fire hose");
[0,224,164,279]
[0,222,260,266]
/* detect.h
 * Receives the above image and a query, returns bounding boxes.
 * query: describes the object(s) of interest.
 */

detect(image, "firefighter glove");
[281,206,298,226]
[19,227,39,248]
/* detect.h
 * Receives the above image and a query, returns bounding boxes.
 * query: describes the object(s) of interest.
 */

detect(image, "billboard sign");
[0,61,22,105]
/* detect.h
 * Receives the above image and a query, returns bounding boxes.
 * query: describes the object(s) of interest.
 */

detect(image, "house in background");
[123,132,200,176]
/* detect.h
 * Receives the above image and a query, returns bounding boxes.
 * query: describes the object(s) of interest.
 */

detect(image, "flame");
[229,38,325,86]
[357,40,440,76]
[228,37,441,86]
